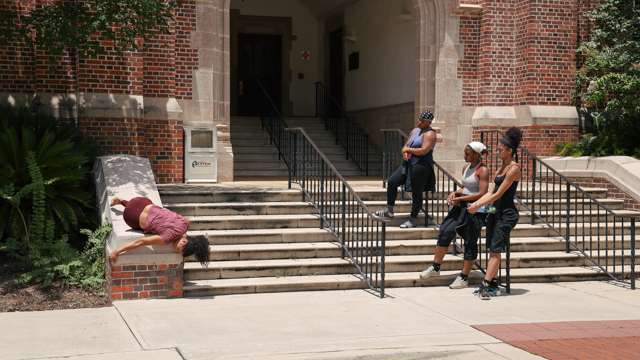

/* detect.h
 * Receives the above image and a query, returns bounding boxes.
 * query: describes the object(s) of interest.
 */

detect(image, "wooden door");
[237,34,282,116]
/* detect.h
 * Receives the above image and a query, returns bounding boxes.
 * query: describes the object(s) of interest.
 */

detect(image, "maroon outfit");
[120,197,189,244]
[121,197,153,230]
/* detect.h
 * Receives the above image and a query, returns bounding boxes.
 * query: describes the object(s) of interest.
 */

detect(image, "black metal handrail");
[479,130,636,290]
[315,82,369,176]
[254,80,291,167]
[287,127,389,297]
[381,129,490,277]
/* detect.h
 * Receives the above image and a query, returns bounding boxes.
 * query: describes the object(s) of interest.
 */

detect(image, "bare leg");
[110,196,123,207]
[433,245,448,264]
[484,252,501,281]
[461,260,475,276]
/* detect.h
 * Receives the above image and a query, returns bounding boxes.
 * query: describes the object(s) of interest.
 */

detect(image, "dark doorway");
[237,34,282,116]
[329,28,344,107]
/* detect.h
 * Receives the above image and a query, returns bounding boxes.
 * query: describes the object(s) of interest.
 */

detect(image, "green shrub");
[0,106,102,246]
[569,1,640,158]
[0,151,110,287]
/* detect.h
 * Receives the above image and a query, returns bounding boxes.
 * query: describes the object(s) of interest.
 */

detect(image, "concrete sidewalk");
[2,281,639,360]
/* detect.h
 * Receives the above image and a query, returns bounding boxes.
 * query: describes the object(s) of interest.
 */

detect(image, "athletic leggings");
[387,159,433,218]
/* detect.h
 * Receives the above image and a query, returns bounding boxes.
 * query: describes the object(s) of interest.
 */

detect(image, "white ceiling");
[296,0,360,18]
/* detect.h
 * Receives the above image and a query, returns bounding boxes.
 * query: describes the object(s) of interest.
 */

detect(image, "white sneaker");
[449,276,468,289]
[419,266,440,279]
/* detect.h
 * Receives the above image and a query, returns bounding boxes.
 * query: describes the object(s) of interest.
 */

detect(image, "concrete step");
[166,202,317,216]
[352,187,609,201]
[233,161,288,170]
[234,170,290,177]
[195,236,640,262]
[380,209,640,227]
[159,189,302,203]
[183,249,634,281]
[183,266,616,296]
[183,266,621,297]
[186,214,322,230]
[357,198,624,214]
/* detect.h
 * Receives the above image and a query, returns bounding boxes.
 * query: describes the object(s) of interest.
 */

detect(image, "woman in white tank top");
[419,142,490,289]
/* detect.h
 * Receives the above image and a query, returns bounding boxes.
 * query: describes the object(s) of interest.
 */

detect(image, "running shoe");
[419,266,440,279]
[449,276,468,289]
[473,286,501,297]
[478,287,492,300]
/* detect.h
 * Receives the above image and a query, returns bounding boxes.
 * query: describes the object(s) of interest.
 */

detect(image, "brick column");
[106,259,184,301]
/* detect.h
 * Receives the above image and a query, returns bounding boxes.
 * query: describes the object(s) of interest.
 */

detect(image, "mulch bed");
[0,255,110,312]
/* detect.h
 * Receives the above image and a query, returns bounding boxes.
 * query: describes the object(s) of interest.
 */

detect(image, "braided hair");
[183,235,211,267]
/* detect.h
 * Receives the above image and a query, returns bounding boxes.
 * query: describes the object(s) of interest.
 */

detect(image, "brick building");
[0,0,587,181]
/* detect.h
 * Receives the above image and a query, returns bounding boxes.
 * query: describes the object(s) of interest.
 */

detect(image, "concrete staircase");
[231,117,289,178]
[231,117,385,178]
[159,182,640,297]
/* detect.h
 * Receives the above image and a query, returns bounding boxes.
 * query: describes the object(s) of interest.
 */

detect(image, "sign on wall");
[301,51,310,60]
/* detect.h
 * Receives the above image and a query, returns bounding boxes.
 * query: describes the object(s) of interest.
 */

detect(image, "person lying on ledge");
[108,196,210,267]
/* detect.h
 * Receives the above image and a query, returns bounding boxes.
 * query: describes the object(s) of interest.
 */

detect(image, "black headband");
[501,136,516,150]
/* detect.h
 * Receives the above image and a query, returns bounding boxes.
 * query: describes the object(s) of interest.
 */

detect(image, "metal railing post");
[288,133,293,189]
[382,132,387,188]
[341,183,346,260]
[632,218,636,290]
[381,222,386,298]
[566,182,571,253]
[320,163,325,229]
[531,160,536,225]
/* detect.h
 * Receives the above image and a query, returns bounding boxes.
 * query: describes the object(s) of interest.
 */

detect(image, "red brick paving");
[473,320,640,360]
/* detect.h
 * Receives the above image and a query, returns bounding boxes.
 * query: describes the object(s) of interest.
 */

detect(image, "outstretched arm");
[109,235,166,265]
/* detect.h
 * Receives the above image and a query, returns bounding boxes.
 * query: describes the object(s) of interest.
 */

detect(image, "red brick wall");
[78,46,143,94]
[143,19,176,98]
[568,177,640,212]
[0,0,36,93]
[35,48,77,93]
[462,0,580,107]
[175,1,197,100]
[477,0,517,106]
[78,117,184,183]
[515,0,577,106]
[0,0,190,183]
[106,259,184,301]
[471,125,579,157]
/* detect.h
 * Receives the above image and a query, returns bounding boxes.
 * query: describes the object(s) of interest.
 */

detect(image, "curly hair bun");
[184,235,211,267]
[505,127,523,148]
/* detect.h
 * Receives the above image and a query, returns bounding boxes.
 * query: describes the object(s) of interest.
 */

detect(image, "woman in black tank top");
[467,128,523,300]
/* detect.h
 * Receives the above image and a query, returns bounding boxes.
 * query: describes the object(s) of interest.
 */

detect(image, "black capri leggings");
[485,207,519,253]
[387,159,433,218]
[437,202,486,260]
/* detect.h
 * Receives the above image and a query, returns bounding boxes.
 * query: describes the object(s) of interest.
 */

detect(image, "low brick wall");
[568,177,640,212]
[106,256,184,301]
[94,154,185,302]
[472,125,579,157]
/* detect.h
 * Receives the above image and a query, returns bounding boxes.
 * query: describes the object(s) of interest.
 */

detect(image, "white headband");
[468,142,486,154]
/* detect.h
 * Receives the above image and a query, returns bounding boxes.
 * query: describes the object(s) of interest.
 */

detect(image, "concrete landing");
[2,281,640,359]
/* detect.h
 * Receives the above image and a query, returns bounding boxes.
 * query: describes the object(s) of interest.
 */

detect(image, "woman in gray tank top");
[419,142,490,289]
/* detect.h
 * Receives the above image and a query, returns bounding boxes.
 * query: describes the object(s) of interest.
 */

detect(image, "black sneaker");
[473,286,501,297]
[478,287,492,300]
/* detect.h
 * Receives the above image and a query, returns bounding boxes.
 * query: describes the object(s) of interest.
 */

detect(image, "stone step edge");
[183,266,623,296]
[183,249,634,271]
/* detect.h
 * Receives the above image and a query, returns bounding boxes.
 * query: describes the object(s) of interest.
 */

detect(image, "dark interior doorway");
[237,34,282,116]
[329,28,343,107]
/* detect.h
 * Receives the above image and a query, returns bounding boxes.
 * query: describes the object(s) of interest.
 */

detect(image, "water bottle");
[476,205,496,213]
